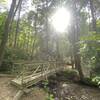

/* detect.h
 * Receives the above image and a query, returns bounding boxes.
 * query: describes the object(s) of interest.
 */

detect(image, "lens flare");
[51,7,71,33]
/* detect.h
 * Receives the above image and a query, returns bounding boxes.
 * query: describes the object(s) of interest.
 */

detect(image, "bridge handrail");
[12,61,65,83]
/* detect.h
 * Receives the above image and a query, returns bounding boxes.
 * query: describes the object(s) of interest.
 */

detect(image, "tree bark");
[31,14,37,58]
[14,0,22,48]
[89,0,100,70]
[73,43,84,80]
[89,0,96,31]
[45,0,49,60]
[0,0,17,67]
[69,22,84,80]
[72,1,84,80]
[11,0,23,25]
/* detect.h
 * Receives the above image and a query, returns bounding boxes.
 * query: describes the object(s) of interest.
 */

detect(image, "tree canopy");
[0,0,100,80]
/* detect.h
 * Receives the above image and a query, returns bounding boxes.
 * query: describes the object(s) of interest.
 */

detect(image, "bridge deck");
[11,67,63,88]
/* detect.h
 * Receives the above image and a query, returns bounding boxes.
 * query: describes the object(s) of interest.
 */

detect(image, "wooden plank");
[11,67,63,88]
[13,90,24,100]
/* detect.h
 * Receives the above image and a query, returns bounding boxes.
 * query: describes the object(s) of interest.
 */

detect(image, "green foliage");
[1,60,13,72]
[92,76,100,86]
[81,32,100,41]
[80,29,100,70]
[83,76,100,87]
[0,0,99,79]
[0,0,6,3]
[82,77,98,87]
[96,20,100,33]
[0,48,13,71]
[4,48,29,60]
[0,12,7,40]
[42,80,54,100]
[42,80,49,92]
[46,94,54,100]
[0,47,29,72]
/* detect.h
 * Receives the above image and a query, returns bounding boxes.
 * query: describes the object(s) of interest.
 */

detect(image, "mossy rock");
[63,70,78,77]
[56,69,79,81]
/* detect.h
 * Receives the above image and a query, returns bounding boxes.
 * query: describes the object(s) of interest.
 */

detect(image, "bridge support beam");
[13,90,24,100]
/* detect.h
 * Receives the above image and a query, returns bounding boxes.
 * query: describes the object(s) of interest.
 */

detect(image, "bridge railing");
[12,62,56,76]
[12,61,64,78]
[11,61,66,88]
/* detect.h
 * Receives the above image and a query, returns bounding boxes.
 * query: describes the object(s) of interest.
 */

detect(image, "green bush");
[0,60,13,72]
[4,47,29,61]
[0,47,29,72]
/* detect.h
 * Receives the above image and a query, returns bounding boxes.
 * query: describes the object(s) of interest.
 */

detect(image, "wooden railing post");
[21,64,26,90]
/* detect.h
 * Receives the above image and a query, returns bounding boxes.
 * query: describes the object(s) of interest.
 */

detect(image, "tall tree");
[89,0,96,31]
[0,0,17,67]
[68,0,84,80]
[14,0,22,48]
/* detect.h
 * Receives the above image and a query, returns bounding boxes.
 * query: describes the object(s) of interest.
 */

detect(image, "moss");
[61,69,79,81]
[80,77,98,87]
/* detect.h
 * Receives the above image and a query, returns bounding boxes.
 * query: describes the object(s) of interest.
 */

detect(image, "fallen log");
[13,87,35,100]
[13,90,24,100]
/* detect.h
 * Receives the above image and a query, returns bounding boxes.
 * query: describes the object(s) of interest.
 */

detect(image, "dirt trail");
[21,88,47,100]
[0,77,18,100]
[0,76,47,100]
[0,74,100,100]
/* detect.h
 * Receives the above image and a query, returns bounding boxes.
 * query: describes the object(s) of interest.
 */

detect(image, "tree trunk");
[73,43,84,80]
[11,0,23,25]
[14,0,22,48]
[0,0,17,67]
[56,36,60,60]
[89,0,96,31]
[72,1,84,80]
[69,23,84,80]
[89,0,100,70]
[71,55,74,69]
[31,14,37,58]
[45,0,49,60]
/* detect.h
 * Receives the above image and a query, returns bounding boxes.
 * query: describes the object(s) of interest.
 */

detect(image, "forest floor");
[0,72,100,100]
[48,81,100,100]
[0,76,18,100]
[0,76,47,100]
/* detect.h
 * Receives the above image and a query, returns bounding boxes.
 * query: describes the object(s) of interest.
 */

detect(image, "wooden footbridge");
[11,61,66,89]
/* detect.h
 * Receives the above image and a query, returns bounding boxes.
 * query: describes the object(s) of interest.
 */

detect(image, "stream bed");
[50,82,100,100]
[44,72,100,100]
